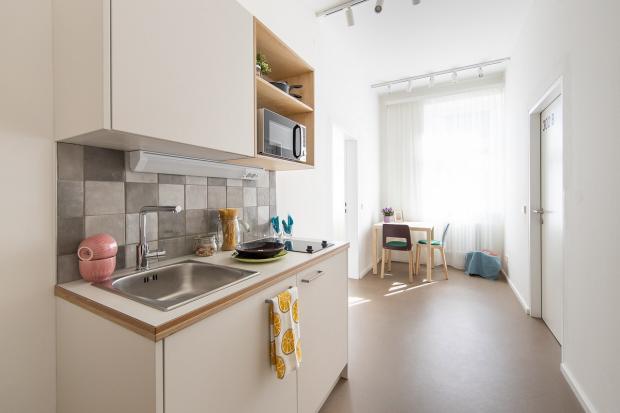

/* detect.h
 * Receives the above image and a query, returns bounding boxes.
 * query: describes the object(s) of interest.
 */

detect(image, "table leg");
[372,227,378,275]
[425,229,433,282]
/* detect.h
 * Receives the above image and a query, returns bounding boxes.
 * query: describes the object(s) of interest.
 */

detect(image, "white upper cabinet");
[110,0,254,157]
[54,0,254,159]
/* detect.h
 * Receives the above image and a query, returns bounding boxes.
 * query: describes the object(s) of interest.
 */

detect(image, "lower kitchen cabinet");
[296,252,348,413]
[164,275,298,413]
[56,249,348,413]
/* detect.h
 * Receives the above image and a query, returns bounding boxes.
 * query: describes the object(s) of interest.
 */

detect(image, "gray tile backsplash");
[56,143,277,283]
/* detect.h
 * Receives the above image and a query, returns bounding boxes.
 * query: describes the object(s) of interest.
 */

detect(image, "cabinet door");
[111,0,254,157]
[164,276,298,413]
[297,252,348,413]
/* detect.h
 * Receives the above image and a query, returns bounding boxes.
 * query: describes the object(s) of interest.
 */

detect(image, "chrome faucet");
[137,205,182,270]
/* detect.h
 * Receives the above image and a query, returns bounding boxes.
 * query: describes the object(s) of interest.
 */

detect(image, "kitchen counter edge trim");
[54,243,350,341]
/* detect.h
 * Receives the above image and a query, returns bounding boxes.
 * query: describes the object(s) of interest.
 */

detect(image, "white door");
[540,96,564,344]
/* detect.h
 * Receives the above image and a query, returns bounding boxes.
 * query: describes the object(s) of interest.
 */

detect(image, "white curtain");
[382,86,505,268]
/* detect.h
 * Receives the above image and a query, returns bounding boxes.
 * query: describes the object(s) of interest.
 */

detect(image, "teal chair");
[415,224,450,279]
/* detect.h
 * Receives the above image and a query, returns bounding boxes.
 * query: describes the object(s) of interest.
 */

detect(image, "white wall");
[0,1,56,412]
[237,0,381,278]
[504,1,620,411]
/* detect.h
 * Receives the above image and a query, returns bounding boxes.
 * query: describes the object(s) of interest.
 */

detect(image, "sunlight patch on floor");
[348,296,371,307]
[384,281,438,297]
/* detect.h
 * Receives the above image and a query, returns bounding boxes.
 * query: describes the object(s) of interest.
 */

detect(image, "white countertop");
[58,241,348,329]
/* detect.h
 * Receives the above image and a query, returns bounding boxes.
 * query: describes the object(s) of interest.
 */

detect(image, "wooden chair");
[381,224,415,282]
[415,224,450,280]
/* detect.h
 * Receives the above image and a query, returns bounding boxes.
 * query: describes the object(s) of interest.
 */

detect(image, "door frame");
[528,77,565,319]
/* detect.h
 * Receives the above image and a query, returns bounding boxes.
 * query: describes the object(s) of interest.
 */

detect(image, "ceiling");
[306,0,534,89]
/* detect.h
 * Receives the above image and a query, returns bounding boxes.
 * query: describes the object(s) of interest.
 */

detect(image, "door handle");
[301,270,325,283]
[532,208,545,214]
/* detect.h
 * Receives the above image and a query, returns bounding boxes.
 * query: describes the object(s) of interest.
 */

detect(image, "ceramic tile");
[185,185,207,210]
[270,187,277,206]
[257,173,269,188]
[159,237,192,259]
[269,171,276,188]
[125,182,158,214]
[58,181,84,218]
[186,210,208,235]
[159,210,186,239]
[57,217,84,255]
[85,214,126,246]
[206,209,220,233]
[226,179,242,187]
[84,146,124,181]
[84,181,125,215]
[159,174,185,185]
[57,143,83,181]
[257,187,270,206]
[243,187,257,207]
[226,187,243,208]
[207,186,226,209]
[57,254,81,284]
[159,184,185,208]
[207,177,226,186]
[242,179,257,188]
[186,176,208,185]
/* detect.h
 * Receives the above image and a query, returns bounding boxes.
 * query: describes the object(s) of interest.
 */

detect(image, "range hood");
[128,151,266,180]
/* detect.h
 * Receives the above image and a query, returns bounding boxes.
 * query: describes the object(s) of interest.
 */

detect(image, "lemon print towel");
[269,287,301,380]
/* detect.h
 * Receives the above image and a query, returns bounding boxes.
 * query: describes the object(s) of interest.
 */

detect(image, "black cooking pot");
[235,238,285,259]
[270,81,303,95]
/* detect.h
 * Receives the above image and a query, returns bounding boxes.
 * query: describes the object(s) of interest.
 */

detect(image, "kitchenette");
[52,1,348,412]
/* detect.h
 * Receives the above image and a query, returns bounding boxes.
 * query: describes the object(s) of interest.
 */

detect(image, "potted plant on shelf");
[256,52,271,78]
[382,207,395,223]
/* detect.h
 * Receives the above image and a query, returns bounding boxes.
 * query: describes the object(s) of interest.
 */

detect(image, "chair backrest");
[382,224,412,249]
[440,223,450,245]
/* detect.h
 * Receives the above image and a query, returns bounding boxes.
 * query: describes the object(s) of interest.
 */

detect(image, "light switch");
[522,205,527,214]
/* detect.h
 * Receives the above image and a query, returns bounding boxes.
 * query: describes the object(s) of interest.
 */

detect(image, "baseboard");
[358,264,373,279]
[501,269,531,315]
[561,363,597,413]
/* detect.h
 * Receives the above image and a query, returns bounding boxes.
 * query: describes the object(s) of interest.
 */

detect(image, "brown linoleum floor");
[320,263,583,413]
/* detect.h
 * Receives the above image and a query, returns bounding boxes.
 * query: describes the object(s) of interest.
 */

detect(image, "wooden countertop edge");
[55,285,157,341]
[55,243,349,342]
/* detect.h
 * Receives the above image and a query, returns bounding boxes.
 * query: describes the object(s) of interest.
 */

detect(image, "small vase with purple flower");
[382,207,395,223]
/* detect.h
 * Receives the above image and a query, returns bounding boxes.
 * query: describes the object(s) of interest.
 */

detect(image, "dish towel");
[269,287,301,380]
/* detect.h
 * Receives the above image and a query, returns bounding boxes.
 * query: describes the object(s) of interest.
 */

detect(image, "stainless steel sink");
[94,260,260,311]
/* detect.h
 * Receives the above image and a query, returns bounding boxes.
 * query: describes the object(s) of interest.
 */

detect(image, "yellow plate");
[231,249,287,263]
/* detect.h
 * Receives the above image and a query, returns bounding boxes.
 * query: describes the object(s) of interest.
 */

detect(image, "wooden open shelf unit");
[228,17,315,171]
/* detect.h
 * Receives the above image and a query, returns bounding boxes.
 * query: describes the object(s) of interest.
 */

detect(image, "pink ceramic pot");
[78,233,118,261]
[79,256,116,282]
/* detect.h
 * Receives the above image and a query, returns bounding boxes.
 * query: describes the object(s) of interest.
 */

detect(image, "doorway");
[332,126,359,278]
[529,78,564,344]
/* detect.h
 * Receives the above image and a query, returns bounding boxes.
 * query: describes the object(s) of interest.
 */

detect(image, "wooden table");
[372,221,435,282]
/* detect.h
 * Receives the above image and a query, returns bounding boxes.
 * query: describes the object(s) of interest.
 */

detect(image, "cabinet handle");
[264,285,294,303]
[301,270,325,284]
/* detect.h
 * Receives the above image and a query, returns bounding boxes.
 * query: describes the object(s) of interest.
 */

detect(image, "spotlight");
[375,0,384,13]
[345,7,355,26]
[478,66,484,78]
[428,75,435,88]
[451,71,458,83]
[412,0,421,5]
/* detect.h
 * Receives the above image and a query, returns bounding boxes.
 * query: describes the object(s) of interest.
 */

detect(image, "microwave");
[258,108,307,163]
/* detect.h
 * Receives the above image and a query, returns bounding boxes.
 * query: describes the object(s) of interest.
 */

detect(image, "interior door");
[540,96,564,344]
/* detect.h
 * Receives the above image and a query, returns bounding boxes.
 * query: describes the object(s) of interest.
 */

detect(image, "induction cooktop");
[283,239,334,254]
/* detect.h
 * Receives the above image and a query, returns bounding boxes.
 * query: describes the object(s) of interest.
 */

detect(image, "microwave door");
[265,118,294,159]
